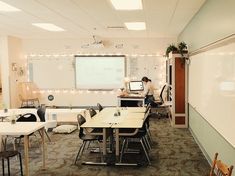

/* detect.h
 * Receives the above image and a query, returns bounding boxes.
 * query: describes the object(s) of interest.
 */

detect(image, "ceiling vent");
[107,26,125,30]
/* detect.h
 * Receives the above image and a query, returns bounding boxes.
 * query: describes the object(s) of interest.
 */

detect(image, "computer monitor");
[129,81,144,91]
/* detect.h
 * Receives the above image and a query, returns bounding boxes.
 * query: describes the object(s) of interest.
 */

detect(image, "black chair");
[15,113,38,148]
[88,108,97,118]
[17,113,37,122]
[97,103,103,112]
[37,107,51,142]
[0,150,23,176]
[74,114,103,164]
[119,109,152,165]
[88,108,103,133]
[151,85,171,118]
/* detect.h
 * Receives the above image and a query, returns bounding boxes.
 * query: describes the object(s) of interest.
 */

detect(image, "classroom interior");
[0,0,234,176]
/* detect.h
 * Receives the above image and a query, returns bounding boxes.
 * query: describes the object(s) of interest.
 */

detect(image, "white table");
[0,122,46,176]
[81,107,147,162]
[117,95,145,107]
[0,109,39,121]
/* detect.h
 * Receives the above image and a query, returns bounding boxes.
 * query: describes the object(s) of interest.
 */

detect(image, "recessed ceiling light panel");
[0,1,21,12]
[32,23,65,32]
[110,0,142,10]
[125,22,146,30]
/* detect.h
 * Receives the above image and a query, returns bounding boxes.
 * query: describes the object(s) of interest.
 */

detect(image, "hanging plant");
[165,44,178,57]
[165,42,189,64]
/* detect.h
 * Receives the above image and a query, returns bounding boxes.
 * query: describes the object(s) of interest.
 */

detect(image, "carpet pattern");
[4,115,211,176]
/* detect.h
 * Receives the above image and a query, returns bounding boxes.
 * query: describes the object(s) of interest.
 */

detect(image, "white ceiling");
[0,0,206,39]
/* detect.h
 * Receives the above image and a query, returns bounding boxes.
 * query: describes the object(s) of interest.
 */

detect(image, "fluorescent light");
[110,0,142,10]
[0,1,21,12]
[125,22,146,30]
[32,23,65,32]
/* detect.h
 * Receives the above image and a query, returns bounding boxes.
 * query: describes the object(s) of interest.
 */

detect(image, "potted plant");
[165,42,189,64]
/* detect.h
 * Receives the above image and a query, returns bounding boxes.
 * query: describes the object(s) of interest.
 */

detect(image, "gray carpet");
[4,116,211,176]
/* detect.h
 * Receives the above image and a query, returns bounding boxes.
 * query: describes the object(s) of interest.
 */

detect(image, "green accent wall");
[189,104,235,175]
[179,0,235,51]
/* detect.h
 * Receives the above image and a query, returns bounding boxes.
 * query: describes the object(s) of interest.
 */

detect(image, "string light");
[26,53,165,95]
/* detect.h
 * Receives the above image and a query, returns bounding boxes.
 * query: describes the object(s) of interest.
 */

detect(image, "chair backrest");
[145,103,151,114]
[17,113,37,122]
[159,85,167,103]
[77,114,86,138]
[37,107,46,122]
[210,153,234,176]
[97,103,103,112]
[143,106,151,129]
[88,108,97,118]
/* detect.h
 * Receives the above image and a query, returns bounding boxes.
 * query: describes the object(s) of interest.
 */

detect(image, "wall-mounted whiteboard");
[75,55,125,89]
[127,56,166,90]
[28,55,166,91]
[189,41,235,147]
[29,57,75,89]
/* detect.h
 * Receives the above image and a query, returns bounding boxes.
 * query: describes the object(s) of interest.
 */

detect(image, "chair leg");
[2,158,5,176]
[87,141,91,150]
[80,141,87,157]
[120,139,127,163]
[7,158,10,176]
[45,131,51,142]
[97,141,103,162]
[74,142,84,164]
[18,153,23,176]
[143,135,151,150]
[74,141,86,164]
[140,138,151,165]
[146,128,153,144]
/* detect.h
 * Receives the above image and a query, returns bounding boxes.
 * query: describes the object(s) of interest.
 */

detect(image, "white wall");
[21,37,172,107]
[8,36,27,107]
[23,37,176,55]
[0,36,10,108]
[179,0,235,173]
[0,36,27,108]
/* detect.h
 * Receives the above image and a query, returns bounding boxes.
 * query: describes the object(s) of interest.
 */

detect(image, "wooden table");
[0,122,46,176]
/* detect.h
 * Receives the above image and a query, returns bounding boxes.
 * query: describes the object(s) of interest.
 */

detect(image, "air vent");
[107,26,125,30]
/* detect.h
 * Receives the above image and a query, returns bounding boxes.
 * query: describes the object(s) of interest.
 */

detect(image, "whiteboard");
[29,57,75,89]
[75,56,125,89]
[28,55,165,91]
[189,42,235,147]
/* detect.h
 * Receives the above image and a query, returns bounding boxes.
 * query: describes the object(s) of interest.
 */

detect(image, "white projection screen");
[75,56,125,89]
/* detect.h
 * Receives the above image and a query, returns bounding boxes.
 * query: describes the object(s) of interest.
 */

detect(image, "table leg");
[0,135,2,151]
[115,128,119,158]
[24,135,29,176]
[142,99,145,107]
[40,128,46,169]
[103,128,107,156]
